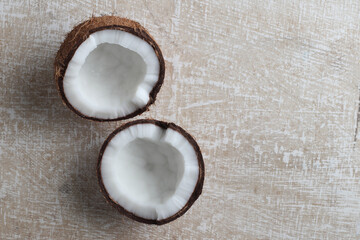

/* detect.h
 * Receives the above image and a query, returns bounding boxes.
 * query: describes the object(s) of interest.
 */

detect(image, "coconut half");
[54,16,165,121]
[97,119,205,224]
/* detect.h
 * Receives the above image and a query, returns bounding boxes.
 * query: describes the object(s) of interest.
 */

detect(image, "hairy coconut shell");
[54,16,165,121]
[97,119,205,225]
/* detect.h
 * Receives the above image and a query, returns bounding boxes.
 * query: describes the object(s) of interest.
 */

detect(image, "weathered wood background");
[1,0,360,239]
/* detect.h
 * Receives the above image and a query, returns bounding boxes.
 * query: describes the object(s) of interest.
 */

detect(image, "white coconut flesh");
[63,29,160,119]
[101,123,200,220]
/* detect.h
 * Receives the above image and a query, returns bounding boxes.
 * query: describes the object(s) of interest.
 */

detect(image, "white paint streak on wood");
[181,100,225,110]
[1,0,360,239]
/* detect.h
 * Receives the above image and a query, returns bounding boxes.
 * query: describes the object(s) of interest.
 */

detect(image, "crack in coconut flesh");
[98,120,204,224]
[55,16,165,121]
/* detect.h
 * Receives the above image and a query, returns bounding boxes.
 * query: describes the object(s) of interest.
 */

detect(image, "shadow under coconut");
[15,51,136,230]
[14,52,87,131]
[58,146,134,231]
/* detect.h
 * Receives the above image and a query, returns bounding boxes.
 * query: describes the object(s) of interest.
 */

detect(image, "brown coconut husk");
[97,119,205,225]
[54,16,165,121]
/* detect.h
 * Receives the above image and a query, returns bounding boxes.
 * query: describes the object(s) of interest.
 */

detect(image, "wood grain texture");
[1,0,360,239]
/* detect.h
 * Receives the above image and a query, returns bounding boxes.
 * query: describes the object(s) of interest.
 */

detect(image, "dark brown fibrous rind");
[97,119,205,225]
[54,16,165,121]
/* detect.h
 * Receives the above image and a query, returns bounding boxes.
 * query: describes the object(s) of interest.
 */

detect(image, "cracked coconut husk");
[97,119,205,225]
[54,16,165,121]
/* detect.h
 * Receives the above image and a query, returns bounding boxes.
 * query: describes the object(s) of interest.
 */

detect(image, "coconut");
[97,119,205,225]
[54,16,165,121]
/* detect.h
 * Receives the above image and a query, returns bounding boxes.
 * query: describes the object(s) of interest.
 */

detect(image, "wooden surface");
[1,0,360,239]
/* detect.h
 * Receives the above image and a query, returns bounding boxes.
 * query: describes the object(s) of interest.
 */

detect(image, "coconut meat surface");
[63,30,160,119]
[101,124,199,220]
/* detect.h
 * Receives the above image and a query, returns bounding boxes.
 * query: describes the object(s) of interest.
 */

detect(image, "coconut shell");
[54,16,165,121]
[97,119,205,225]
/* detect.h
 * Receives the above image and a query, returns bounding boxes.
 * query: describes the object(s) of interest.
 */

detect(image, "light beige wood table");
[1,1,360,239]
